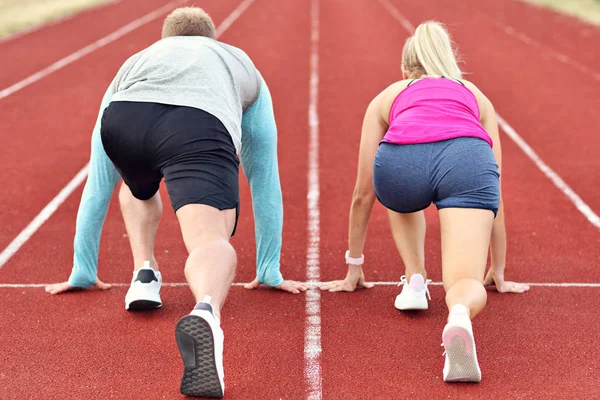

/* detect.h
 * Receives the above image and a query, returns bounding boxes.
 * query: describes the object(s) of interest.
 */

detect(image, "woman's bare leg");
[388,210,427,281]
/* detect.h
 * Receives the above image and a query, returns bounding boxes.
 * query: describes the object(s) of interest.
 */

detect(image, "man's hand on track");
[244,278,308,294]
[45,279,112,295]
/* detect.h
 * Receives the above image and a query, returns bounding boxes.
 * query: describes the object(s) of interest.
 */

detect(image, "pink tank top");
[382,77,493,147]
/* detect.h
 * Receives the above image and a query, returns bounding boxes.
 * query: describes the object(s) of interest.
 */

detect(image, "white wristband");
[345,250,364,266]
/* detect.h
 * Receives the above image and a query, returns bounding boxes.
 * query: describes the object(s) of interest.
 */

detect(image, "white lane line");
[0,282,248,288]
[0,0,188,100]
[470,8,600,83]
[378,0,414,32]
[429,0,600,83]
[305,0,322,398]
[371,281,600,288]
[2,281,600,288]
[0,166,90,268]
[0,0,123,44]
[496,115,600,229]
[377,0,600,231]
[215,0,256,37]
[0,0,258,270]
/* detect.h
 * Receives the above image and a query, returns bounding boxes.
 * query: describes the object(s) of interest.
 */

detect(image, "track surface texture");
[0,0,598,399]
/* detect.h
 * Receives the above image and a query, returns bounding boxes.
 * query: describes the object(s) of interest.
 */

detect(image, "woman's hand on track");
[483,269,530,293]
[320,266,375,292]
[44,279,112,295]
[244,278,308,294]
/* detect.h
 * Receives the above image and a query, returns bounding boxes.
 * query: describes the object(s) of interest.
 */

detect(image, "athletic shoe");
[175,296,225,398]
[394,274,431,310]
[124,261,162,311]
[442,304,481,383]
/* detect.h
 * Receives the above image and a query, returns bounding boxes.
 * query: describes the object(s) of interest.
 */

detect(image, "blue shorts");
[373,137,500,216]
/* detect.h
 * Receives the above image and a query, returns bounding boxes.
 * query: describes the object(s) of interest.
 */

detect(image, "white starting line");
[1,281,599,289]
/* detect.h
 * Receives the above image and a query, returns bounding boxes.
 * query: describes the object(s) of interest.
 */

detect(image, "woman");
[321,21,529,382]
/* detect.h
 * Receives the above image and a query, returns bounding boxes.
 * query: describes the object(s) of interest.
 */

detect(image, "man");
[45,7,305,397]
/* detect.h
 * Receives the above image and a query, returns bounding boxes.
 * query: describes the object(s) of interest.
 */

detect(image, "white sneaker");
[442,304,481,383]
[124,261,162,311]
[394,274,431,310]
[176,296,225,398]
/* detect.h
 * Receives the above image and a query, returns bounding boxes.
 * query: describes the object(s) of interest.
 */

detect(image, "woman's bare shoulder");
[461,79,489,102]
[381,79,412,98]
[461,79,495,116]
[372,79,413,122]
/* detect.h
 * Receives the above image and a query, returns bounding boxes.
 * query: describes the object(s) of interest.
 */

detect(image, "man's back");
[111,36,261,153]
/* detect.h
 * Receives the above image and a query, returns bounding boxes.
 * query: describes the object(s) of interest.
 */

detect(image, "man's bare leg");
[119,183,161,270]
[174,204,236,398]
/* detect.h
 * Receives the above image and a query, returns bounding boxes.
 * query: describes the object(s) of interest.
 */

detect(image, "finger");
[319,281,339,291]
[512,283,530,293]
[483,276,494,286]
[329,285,352,293]
[49,283,72,295]
[356,276,373,289]
[94,280,112,290]
[275,283,299,294]
[244,278,260,290]
[47,283,64,294]
[483,276,495,286]
[288,281,308,291]
[93,279,111,290]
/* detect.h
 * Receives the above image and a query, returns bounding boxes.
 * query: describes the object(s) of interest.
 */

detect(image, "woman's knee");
[443,276,484,293]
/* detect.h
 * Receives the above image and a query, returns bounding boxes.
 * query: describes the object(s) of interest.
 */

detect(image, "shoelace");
[398,275,432,300]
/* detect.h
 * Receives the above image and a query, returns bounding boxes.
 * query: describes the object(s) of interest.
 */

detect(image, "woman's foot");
[442,304,481,383]
[394,274,431,310]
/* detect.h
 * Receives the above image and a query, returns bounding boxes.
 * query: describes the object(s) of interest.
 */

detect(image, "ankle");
[193,295,221,322]
[447,304,471,322]
[134,259,159,271]
[407,270,427,282]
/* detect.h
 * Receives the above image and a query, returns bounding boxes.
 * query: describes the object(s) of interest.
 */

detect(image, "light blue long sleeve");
[240,80,284,287]
[67,87,121,287]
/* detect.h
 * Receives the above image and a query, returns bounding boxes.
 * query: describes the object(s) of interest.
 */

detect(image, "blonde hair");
[162,7,216,39]
[402,21,462,79]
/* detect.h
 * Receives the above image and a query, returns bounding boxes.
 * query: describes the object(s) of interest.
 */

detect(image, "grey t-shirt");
[109,36,261,153]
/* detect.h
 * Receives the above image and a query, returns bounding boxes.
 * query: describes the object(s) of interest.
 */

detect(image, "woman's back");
[382,77,493,147]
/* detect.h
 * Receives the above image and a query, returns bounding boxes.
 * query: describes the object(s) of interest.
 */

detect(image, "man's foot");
[176,297,225,398]
[125,261,162,311]
[394,274,431,310]
[442,305,481,383]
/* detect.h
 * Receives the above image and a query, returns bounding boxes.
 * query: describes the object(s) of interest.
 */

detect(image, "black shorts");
[100,101,240,235]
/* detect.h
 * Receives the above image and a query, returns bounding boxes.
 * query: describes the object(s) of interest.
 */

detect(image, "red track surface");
[1,0,599,398]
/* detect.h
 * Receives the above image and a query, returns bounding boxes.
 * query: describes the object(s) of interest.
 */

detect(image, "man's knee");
[185,239,237,272]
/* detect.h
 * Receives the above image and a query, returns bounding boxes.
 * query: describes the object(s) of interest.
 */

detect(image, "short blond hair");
[162,7,216,39]
[402,21,462,79]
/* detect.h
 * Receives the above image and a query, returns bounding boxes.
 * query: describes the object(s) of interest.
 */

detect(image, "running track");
[1,0,599,398]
